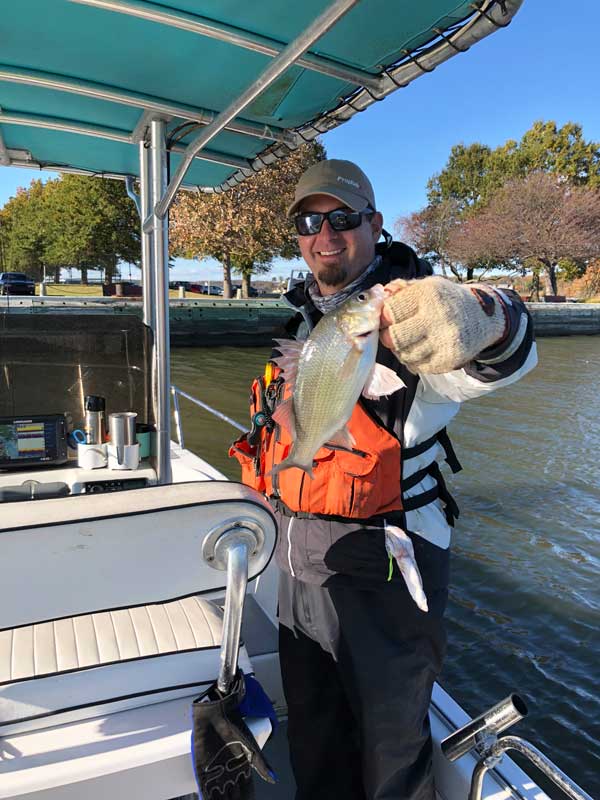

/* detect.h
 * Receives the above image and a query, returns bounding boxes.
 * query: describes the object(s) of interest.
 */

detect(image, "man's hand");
[380,277,507,374]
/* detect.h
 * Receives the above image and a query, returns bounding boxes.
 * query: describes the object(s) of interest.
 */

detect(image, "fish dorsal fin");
[271,338,304,389]
[326,425,356,450]
[362,363,406,400]
[271,396,297,439]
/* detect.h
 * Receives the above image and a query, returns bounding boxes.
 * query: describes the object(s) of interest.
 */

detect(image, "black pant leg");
[329,537,449,800]
[279,622,366,800]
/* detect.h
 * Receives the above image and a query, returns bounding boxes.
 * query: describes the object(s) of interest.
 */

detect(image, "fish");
[270,284,405,479]
[384,523,428,612]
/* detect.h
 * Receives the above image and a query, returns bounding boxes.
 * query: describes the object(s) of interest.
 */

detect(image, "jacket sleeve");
[417,289,537,403]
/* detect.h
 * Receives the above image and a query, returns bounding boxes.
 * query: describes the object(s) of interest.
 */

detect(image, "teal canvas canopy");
[0,0,522,192]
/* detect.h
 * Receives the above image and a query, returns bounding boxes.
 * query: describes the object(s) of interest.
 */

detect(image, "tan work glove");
[380,277,507,374]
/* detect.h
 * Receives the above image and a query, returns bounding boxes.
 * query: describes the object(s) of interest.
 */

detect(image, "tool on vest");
[248,377,273,448]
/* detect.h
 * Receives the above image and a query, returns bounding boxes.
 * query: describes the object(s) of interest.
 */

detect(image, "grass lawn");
[38,284,103,296]
[37,284,185,298]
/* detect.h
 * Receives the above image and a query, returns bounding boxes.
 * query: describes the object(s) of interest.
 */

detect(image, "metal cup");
[109,412,137,466]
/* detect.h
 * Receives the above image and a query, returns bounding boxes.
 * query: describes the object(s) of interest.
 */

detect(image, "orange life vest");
[229,365,403,520]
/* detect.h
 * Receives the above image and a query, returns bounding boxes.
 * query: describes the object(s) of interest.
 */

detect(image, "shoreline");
[2,297,599,343]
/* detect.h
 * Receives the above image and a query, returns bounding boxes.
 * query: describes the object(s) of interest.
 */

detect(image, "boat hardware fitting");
[442,694,594,800]
[469,736,594,800]
[441,693,527,762]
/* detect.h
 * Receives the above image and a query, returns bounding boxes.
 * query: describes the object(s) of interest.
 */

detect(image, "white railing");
[171,385,245,449]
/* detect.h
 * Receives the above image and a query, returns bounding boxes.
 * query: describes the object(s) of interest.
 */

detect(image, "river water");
[171,337,600,797]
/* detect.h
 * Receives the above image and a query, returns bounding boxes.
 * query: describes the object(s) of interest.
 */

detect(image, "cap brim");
[287,186,370,217]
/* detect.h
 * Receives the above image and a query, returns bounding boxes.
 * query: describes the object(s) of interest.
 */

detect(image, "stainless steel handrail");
[469,736,593,800]
[171,385,245,450]
[202,519,265,694]
[217,539,249,693]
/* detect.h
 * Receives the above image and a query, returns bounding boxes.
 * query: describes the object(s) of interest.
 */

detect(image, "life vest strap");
[402,462,460,526]
[403,428,463,474]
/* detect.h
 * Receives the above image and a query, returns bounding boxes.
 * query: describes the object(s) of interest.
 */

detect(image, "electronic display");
[0,415,68,469]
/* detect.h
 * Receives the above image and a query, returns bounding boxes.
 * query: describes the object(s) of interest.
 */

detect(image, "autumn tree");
[446,172,600,295]
[427,121,600,214]
[170,141,325,298]
[402,121,600,283]
[396,198,462,279]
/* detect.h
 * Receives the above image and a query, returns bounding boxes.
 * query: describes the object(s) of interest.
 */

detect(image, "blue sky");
[0,0,596,282]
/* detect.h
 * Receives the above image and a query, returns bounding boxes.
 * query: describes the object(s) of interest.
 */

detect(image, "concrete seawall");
[2,297,599,343]
[527,303,600,336]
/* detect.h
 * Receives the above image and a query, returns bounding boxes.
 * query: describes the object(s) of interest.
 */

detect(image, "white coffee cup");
[107,442,140,470]
[77,442,108,470]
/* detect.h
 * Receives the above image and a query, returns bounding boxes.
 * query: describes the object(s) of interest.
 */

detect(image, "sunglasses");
[293,207,374,236]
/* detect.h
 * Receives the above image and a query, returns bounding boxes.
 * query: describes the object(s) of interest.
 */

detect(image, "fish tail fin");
[267,456,315,480]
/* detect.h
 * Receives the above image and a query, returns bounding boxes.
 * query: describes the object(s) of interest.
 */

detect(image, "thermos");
[84,395,106,445]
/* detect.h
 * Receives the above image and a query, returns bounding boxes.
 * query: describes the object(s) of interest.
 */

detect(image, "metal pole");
[154,0,360,218]
[0,66,293,145]
[72,0,382,91]
[139,141,154,329]
[150,118,172,484]
[217,541,249,693]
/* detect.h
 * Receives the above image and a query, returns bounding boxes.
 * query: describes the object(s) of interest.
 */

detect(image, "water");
[171,338,600,797]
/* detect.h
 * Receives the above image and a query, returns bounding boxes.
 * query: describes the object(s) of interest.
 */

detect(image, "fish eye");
[357,292,367,302]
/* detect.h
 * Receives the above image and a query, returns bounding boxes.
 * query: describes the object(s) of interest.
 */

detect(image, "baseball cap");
[287,159,376,217]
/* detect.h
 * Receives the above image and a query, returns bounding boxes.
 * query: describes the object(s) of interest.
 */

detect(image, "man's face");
[296,194,383,295]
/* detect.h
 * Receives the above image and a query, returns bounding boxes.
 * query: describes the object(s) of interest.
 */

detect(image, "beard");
[316,264,348,287]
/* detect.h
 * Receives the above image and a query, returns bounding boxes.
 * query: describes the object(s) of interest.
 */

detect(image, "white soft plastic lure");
[270,284,405,478]
[384,523,429,612]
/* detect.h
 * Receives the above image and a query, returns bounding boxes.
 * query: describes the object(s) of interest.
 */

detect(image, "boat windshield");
[0,312,153,431]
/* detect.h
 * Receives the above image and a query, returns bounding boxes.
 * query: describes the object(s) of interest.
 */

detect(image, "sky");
[0,0,596,282]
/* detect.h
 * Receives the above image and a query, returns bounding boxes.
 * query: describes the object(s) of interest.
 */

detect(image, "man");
[231,159,536,799]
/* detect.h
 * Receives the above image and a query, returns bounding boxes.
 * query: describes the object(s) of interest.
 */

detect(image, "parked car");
[232,284,259,297]
[0,272,36,296]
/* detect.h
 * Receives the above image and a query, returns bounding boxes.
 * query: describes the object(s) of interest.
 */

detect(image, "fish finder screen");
[0,415,68,469]
[0,421,46,460]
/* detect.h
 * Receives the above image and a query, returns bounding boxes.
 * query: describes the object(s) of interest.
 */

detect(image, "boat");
[0,2,593,799]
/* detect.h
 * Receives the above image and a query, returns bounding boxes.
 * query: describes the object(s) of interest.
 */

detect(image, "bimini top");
[0,0,523,194]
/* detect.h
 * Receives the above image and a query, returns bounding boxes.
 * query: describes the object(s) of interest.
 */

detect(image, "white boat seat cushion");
[0,596,251,736]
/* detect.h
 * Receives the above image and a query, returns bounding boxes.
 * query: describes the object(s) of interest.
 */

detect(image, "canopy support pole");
[139,140,154,330]
[149,118,172,484]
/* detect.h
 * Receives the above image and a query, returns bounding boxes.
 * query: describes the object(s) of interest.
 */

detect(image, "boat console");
[0,460,155,500]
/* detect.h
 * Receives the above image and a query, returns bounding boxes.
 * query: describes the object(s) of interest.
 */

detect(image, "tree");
[0,181,49,279]
[0,175,140,283]
[170,141,325,298]
[43,175,140,284]
[446,172,600,295]
[517,121,600,187]
[397,199,462,279]
[406,121,600,283]
[427,121,600,214]
[427,143,495,213]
